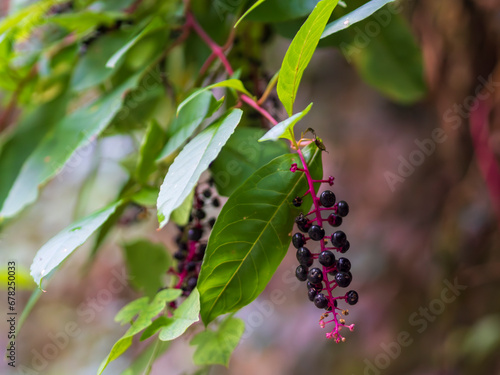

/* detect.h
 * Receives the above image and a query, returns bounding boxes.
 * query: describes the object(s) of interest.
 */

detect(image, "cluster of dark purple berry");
[169,182,220,298]
[290,157,358,342]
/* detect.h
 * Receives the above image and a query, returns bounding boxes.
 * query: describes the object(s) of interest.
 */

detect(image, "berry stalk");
[292,145,357,342]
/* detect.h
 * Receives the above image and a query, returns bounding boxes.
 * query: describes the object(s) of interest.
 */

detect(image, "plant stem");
[186,12,279,127]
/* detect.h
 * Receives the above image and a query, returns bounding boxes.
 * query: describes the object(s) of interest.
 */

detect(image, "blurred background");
[1,0,500,374]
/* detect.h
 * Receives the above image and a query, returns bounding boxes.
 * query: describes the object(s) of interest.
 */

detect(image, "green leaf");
[157,109,243,228]
[140,316,172,341]
[135,120,166,183]
[319,0,426,103]
[190,316,245,367]
[120,340,171,375]
[246,0,321,22]
[99,289,181,374]
[115,297,150,325]
[277,0,339,115]
[0,92,69,210]
[30,201,123,289]
[198,144,323,325]
[123,240,170,298]
[31,202,121,288]
[234,0,267,28]
[321,0,395,38]
[210,127,289,196]
[97,336,134,375]
[157,91,222,161]
[131,187,159,206]
[171,189,195,226]
[159,288,200,341]
[50,11,117,36]
[0,75,140,220]
[341,13,426,103]
[258,103,312,143]
[106,17,164,69]
[176,80,252,115]
[71,31,134,92]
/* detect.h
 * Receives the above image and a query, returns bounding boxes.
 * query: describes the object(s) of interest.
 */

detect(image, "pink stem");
[186,12,279,128]
[297,148,346,341]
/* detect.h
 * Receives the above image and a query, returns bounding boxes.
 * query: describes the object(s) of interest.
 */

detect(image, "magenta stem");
[186,12,280,128]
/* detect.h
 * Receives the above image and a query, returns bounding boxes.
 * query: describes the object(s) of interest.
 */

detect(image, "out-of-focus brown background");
[1,0,500,374]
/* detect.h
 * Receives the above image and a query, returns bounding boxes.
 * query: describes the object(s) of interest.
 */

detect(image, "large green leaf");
[122,239,170,298]
[277,0,339,116]
[30,201,123,288]
[157,91,222,161]
[321,0,395,38]
[190,316,245,367]
[320,0,426,103]
[246,0,321,22]
[157,109,243,228]
[0,75,140,220]
[210,127,289,197]
[0,91,69,210]
[99,289,181,375]
[159,288,200,341]
[258,103,312,143]
[341,13,426,103]
[198,144,323,325]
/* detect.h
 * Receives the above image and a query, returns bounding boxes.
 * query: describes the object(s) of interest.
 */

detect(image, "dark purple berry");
[327,213,343,227]
[337,257,351,272]
[335,271,352,288]
[307,281,323,292]
[308,225,325,241]
[186,276,198,290]
[212,197,220,207]
[314,293,328,309]
[194,209,206,220]
[177,261,185,272]
[186,261,196,272]
[208,217,216,228]
[340,241,350,253]
[336,201,349,217]
[318,251,336,267]
[295,265,308,281]
[296,216,311,233]
[307,267,324,284]
[174,251,186,260]
[308,288,318,301]
[320,190,336,207]
[296,247,313,267]
[292,233,306,249]
[202,189,212,198]
[346,290,359,305]
[188,227,203,241]
[292,196,303,207]
[331,230,347,247]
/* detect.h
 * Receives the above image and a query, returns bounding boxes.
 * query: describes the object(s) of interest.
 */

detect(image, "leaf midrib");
[205,148,320,319]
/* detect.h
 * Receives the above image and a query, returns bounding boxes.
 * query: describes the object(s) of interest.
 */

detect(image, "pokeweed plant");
[0,0,425,373]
